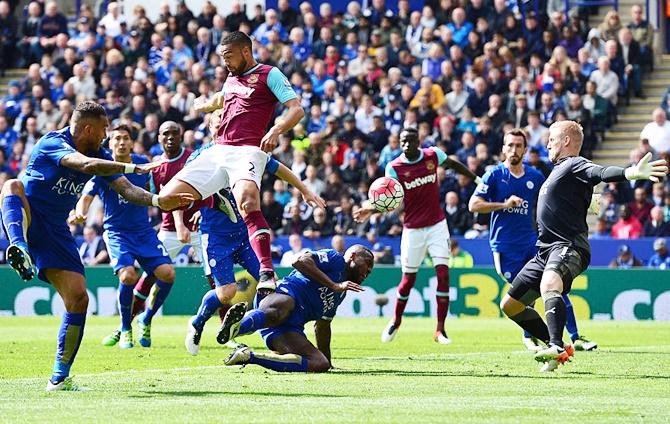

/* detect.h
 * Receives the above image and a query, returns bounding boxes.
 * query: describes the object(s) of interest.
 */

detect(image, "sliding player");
[185,115,326,355]
[354,128,480,345]
[469,129,597,353]
[219,246,374,372]
[0,101,191,391]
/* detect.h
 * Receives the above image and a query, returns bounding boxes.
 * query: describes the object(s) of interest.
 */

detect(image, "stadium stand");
[0,0,668,265]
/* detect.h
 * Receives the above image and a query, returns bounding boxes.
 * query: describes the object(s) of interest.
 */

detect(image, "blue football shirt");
[473,163,545,252]
[83,154,151,232]
[282,249,347,322]
[21,127,121,223]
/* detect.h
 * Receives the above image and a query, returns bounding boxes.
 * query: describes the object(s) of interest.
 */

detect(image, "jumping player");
[218,246,374,373]
[499,120,667,372]
[469,129,597,352]
[71,125,176,350]
[354,128,480,344]
[185,145,325,355]
[0,101,192,391]
[159,31,304,294]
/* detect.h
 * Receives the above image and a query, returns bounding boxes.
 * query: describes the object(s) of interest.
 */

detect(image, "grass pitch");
[0,317,668,423]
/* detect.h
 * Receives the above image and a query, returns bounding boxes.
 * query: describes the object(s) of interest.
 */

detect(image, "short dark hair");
[110,124,132,138]
[72,100,107,122]
[220,31,252,50]
[504,129,528,147]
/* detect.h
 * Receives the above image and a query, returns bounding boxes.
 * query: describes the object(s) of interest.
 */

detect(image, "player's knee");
[500,296,520,317]
[263,306,287,325]
[2,179,24,196]
[308,354,331,373]
[119,268,139,285]
[155,265,176,283]
[65,290,89,313]
[215,284,236,303]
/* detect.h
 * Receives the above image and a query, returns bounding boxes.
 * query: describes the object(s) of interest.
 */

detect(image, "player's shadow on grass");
[131,390,350,398]
[331,369,552,379]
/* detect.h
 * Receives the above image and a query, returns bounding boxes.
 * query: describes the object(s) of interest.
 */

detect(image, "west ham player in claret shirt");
[159,31,307,295]
[354,128,480,345]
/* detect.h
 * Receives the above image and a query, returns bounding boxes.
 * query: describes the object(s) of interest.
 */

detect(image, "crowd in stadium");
[0,0,669,263]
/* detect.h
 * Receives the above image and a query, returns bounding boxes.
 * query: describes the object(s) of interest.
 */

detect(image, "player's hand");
[332,281,365,293]
[504,195,523,208]
[625,152,668,182]
[158,193,195,211]
[189,210,202,232]
[135,160,166,174]
[260,127,281,153]
[353,207,374,223]
[176,224,191,244]
[302,191,326,209]
[67,210,86,225]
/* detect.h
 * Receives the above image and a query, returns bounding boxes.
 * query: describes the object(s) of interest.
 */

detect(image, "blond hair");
[551,120,584,149]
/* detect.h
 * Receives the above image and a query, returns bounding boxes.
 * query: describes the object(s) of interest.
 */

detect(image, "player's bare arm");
[260,98,304,153]
[108,177,194,211]
[314,319,333,366]
[193,91,225,114]
[60,151,164,176]
[443,156,481,183]
[292,252,365,293]
[69,193,94,225]
[469,194,523,214]
[274,162,326,208]
[172,209,191,243]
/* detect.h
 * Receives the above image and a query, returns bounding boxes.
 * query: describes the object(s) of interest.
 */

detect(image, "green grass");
[0,317,669,423]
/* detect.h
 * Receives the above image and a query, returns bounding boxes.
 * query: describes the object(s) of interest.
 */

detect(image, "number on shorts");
[158,244,168,257]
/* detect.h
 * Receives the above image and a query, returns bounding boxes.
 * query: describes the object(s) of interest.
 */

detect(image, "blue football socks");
[118,283,134,332]
[238,309,267,336]
[141,280,173,324]
[192,289,223,330]
[51,312,86,384]
[249,351,308,372]
[2,195,26,245]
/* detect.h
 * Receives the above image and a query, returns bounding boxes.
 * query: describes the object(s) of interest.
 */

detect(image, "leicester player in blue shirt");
[469,129,597,353]
[217,246,374,373]
[0,101,192,391]
[184,112,326,355]
[71,124,176,350]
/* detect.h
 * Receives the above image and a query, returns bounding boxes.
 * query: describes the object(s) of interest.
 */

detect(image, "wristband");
[151,194,160,207]
[123,163,137,174]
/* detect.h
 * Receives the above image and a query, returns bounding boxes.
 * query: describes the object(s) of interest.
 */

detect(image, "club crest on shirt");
[247,74,259,84]
[526,181,534,189]
[426,162,435,171]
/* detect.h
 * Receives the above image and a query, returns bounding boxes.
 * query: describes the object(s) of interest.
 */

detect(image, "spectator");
[261,190,284,232]
[598,10,622,42]
[445,191,472,235]
[589,56,619,106]
[304,208,334,239]
[644,206,670,237]
[628,4,655,69]
[629,187,654,224]
[448,239,474,268]
[280,234,308,266]
[78,226,109,265]
[608,244,643,268]
[648,238,670,269]
[372,242,395,264]
[330,234,345,253]
[640,108,670,155]
[98,1,126,38]
[611,204,643,239]
[304,165,326,197]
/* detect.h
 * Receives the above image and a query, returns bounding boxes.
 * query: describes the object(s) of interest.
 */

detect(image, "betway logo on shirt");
[225,83,256,98]
[403,173,436,190]
[52,177,85,196]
